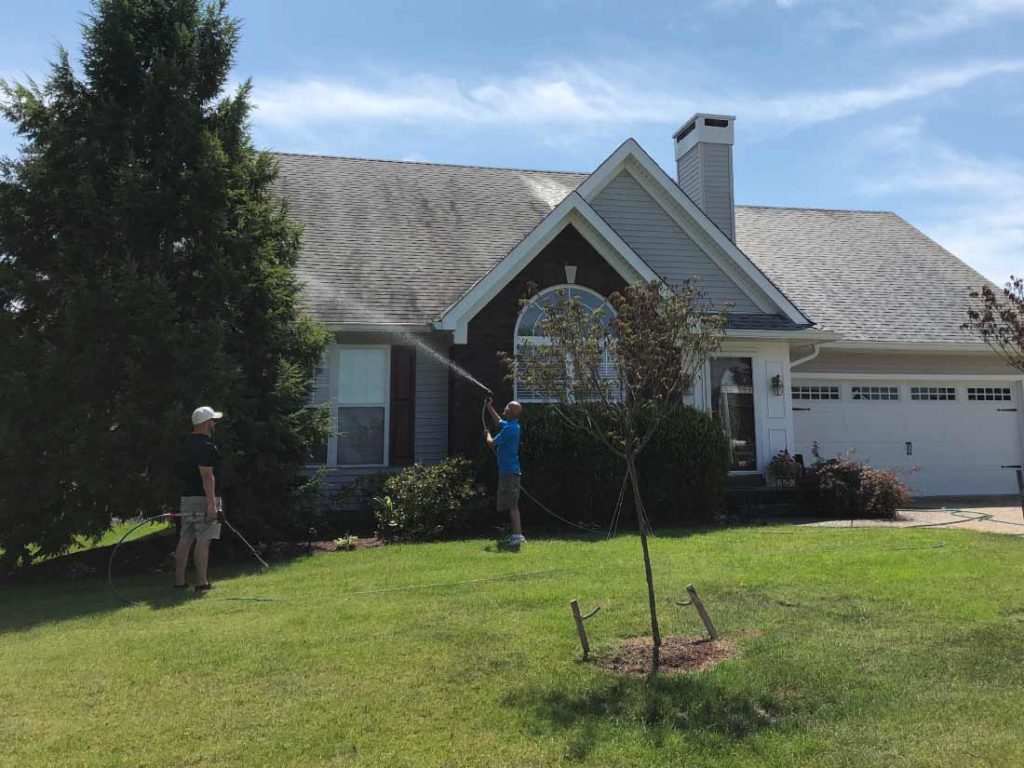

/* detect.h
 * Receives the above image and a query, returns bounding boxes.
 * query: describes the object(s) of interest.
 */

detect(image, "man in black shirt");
[174,406,224,592]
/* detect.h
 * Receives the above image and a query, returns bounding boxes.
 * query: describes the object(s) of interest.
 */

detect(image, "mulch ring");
[598,635,739,676]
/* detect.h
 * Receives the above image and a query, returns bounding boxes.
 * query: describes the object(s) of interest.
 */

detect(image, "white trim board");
[434,192,657,344]
[577,139,809,326]
[792,372,1024,382]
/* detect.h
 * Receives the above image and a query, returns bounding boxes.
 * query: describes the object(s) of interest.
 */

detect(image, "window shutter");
[389,346,416,466]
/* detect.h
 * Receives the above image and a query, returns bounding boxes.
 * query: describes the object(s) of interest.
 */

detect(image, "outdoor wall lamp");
[771,374,784,396]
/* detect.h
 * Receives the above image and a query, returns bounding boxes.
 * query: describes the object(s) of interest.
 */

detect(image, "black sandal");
[194,583,214,593]
[173,583,189,590]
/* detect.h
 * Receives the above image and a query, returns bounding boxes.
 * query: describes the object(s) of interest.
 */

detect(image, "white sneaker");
[506,534,526,545]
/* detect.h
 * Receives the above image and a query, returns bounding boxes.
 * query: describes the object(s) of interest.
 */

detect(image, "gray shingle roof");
[734,206,997,343]
[273,153,997,344]
[274,153,585,325]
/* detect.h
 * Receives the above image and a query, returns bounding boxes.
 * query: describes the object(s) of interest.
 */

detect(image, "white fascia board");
[792,372,1024,381]
[724,328,840,342]
[326,323,434,333]
[830,341,997,354]
[434,191,657,344]
[578,139,810,326]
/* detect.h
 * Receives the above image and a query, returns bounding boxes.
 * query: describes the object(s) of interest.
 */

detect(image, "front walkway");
[806,499,1024,535]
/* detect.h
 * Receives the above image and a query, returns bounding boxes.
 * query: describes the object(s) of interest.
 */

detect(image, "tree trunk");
[626,455,661,673]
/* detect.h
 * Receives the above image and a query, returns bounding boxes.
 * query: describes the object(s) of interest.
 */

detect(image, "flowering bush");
[802,455,909,519]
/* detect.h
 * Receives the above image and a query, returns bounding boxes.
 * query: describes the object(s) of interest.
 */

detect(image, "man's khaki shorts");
[496,474,521,512]
[179,497,223,541]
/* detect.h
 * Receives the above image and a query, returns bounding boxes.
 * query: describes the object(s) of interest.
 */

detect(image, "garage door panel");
[793,379,1023,496]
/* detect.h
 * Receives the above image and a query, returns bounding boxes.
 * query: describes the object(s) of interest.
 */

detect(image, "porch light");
[771,374,784,397]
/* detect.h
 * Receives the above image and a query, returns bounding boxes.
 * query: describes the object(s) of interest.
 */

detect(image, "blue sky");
[2,0,1022,284]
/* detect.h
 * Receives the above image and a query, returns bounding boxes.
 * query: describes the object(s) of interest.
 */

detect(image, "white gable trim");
[579,139,809,325]
[435,191,658,344]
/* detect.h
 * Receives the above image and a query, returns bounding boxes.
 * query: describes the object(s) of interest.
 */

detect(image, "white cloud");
[252,59,1024,135]
[889,0,1024,41]
[855,121,1023,284]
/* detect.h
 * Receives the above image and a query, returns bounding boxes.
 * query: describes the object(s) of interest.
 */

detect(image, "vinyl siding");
[699,143,736,241]
[312,331,450,506]
[414,335,449,464]
[793,349,1020,376]
[592,170,759,312]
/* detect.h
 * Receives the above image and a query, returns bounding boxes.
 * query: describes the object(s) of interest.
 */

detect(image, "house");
[275,113,1024,498]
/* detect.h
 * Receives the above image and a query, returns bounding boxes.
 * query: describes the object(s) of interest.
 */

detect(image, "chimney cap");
[673,113,735,159]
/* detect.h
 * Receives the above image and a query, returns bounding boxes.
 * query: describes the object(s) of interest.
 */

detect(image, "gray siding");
[676,144,735,241]
[414,335,449,464]
[793,349,1019,376]
[313,331,452,506]
[699,143,735,241]
[592,170,759,312]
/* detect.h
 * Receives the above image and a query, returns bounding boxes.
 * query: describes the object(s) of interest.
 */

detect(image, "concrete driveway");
[807,497,1024,535]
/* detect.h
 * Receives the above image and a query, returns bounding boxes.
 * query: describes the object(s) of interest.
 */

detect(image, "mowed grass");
[2,526,1023,767]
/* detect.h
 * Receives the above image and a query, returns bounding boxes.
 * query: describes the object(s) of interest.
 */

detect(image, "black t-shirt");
[182,434,221,497]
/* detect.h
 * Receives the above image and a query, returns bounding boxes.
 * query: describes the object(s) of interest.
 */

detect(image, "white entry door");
[792,380,1024,496]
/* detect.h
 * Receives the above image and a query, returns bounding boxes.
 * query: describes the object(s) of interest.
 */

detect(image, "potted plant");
[767,450,801,488]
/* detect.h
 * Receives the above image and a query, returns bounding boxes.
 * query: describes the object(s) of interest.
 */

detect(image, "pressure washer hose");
[108,510,270,606]
[481,399,601,533]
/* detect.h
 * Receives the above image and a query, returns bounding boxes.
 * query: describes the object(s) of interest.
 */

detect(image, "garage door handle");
[997,408,1018,412]
[1002,465,1023,469]
[792,407,812,412]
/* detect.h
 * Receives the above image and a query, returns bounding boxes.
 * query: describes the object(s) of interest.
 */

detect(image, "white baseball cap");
[191,406,224,425]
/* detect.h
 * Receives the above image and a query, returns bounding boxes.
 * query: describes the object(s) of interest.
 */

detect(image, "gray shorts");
[179,497,223,541]
[496,474,521,511]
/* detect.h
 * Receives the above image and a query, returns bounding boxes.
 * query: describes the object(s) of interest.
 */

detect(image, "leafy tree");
[0,0,329,567]
[965,276,1024,372]
[507,279,726,671]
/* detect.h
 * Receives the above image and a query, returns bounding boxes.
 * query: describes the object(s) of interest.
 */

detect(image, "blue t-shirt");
[493,419,521,476]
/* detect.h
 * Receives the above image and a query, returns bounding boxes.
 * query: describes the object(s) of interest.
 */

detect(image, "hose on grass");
[108,510,271,606]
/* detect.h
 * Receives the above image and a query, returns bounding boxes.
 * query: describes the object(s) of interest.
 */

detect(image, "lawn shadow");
[505,669,795,760]
[0,535,288,635]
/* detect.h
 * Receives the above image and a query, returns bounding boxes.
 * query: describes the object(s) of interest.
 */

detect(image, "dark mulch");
[598,635,739,677]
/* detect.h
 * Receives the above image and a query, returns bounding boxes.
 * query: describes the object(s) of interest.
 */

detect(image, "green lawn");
[2,526,1023,767]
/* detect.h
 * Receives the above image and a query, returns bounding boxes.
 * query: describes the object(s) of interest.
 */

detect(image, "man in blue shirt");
[485,399,524,546]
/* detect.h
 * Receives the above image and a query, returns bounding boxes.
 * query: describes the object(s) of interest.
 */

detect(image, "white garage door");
[792,380,1024,496]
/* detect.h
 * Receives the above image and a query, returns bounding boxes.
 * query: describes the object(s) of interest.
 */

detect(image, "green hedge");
[471,404,729,530]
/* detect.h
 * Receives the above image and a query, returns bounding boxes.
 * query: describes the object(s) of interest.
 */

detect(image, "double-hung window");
[337,347,390,466]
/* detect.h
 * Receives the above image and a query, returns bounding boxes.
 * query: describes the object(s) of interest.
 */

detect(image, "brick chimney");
[673,113,736,241]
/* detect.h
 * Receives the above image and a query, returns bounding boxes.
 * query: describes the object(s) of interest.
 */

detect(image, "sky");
[2,0,1022,284]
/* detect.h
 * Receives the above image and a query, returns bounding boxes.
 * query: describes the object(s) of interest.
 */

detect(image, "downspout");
[790,343,820,369]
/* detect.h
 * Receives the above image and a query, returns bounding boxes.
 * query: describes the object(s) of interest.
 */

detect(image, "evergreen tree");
[0,0,329,566]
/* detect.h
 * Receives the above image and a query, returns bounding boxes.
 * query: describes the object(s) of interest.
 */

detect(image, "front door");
[711,357,758,471]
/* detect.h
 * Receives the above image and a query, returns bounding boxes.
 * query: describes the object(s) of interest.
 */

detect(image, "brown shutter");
[389,346,416,466]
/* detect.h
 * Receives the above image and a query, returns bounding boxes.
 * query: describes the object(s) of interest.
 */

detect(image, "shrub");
[368,458,487,541]
[471,404,729,529]
[767,450,802,487]
[802,456,909,519]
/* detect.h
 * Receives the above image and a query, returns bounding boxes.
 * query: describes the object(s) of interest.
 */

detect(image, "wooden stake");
[685,584,719,641]
[570,599,590,660]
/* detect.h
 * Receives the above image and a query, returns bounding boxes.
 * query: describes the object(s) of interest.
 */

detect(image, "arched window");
[514,285,617,403]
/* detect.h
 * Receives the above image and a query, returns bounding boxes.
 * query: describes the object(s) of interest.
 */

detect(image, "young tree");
[508,279,726,671]
[965,276,1024,372]
[0,0,329,567]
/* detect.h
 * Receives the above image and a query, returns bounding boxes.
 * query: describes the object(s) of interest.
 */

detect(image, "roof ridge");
[270,151,589,177]
[737,203,896,215]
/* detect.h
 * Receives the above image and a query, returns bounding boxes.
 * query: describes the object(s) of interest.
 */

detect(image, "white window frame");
[513,285,616,404]
[792,384,840,401]
[967,386,1013,402]
[336,345,391,468]
[850,385,900,402]
[909,386,957,402]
